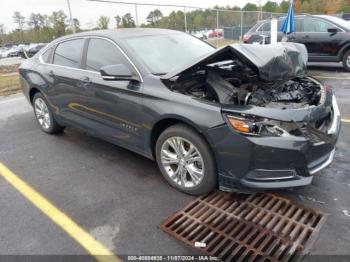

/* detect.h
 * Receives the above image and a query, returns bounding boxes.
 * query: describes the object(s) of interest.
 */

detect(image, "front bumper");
[239,149,335,189]
[207,95,341,191]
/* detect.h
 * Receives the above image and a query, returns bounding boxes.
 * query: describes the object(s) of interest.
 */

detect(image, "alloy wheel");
[160,136,204,188]
[34,97,51,130]
[347,54,350,68]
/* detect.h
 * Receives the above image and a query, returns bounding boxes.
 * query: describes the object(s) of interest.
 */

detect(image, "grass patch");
[0,64,19,74]
[0,74,21,96]
[206,38,240,48]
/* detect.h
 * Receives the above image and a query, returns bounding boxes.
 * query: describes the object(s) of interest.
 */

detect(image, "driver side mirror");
[327,28,338,34]
[100,64,141,82]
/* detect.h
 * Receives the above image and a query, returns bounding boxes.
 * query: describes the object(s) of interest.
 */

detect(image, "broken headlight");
[226,115,293,137]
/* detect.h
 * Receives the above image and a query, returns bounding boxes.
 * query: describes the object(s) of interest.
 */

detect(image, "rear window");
[258,22,271,32]
[249,22,263,32]
[253,19,303,33]
[53,39,85,68]
[295,19,303,32]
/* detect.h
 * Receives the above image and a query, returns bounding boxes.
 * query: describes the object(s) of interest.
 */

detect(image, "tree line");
[0,10,136,45]
[1,0,349,45]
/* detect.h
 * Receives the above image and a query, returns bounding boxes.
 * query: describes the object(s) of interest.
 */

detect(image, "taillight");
[243,34,251,42]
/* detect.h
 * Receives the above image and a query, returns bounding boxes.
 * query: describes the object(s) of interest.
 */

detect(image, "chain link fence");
[219,10,286,41]
[85,0,287,43]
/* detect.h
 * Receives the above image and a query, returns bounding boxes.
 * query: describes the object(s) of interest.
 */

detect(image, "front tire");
[155,124,217,195]
[33,92,64,134]
[342,50,350,72]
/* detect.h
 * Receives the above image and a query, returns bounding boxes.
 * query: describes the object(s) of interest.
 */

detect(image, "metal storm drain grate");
[161,191,327,262]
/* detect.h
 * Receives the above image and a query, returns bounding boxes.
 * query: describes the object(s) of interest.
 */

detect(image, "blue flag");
[281,0,295,34]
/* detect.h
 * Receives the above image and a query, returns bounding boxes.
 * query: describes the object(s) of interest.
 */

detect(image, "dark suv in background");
[243,15,350,71]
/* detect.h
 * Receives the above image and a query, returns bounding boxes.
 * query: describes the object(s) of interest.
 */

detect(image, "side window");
[41,47,52,63]
[86,38,129,72]
[278,19,302,32]
[53,39,85,68]
[303,18,335,32]
[295,19,303,32]
[277,20,283,30]
[258,22,270,32]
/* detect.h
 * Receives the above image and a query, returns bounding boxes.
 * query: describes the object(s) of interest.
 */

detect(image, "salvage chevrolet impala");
[19,29,341,195]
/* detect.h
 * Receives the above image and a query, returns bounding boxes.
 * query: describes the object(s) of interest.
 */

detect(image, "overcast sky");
[0,0,281,32]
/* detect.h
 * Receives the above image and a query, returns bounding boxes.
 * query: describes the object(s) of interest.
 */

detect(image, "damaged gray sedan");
[19,29,340,195]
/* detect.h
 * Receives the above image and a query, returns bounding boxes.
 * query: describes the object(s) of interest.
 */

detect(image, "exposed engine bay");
[166,64,322,109]
[162,43,323,109]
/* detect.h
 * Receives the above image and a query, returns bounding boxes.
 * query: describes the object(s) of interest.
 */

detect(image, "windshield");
[125,33,215,75]
[317,15,350,29]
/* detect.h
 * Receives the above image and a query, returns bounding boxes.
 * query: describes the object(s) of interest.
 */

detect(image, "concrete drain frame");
[161,190,327,262]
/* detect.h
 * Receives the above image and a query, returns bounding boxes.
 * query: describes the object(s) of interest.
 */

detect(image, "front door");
[76,37,145,152]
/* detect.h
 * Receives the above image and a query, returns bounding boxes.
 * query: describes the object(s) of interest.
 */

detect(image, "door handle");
[304,35,310,38]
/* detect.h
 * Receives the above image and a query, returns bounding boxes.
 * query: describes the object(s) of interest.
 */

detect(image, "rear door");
[77,37,145,151]
[46,38,87,125]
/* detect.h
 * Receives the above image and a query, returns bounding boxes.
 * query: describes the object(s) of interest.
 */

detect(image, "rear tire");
[155,124,217,195]
[342,50,350,72]
[33,92,64,134]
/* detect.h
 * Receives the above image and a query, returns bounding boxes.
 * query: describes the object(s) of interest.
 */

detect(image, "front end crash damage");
[162,43,341,190]
[162,43,317,109]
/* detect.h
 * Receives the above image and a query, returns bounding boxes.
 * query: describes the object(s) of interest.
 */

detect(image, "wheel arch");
[338,43,350,61]
[149,116,210,159]
[29,87,41,104]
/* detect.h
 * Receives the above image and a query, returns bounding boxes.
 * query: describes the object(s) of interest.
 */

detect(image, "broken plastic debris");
[194,241,206,248]
[342,210,350,217]
[298,194,326,205]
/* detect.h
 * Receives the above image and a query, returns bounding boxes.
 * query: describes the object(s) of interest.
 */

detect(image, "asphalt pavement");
[0,64,349,259]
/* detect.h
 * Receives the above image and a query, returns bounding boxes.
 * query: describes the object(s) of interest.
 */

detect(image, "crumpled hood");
[161,42,308,82]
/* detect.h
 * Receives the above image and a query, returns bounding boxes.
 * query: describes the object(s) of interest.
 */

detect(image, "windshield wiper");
[153,72,167,76]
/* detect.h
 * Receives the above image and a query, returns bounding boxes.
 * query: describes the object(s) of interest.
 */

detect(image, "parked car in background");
[243,15,350,71]
[0,43,46,59]
[17,44,30,51]
[0,48,5,58]
[19,29,340,195]
[0,47,12,58]
[7,46,20,57]
[19,44,46,58]
[341,13,350,21]
[208,29,223,38]
[191,31,206,40]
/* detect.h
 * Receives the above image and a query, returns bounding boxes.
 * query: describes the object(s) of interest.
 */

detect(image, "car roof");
[55,28,183,43]
[257,14,306,23]
[256,14,350,31]
[259,14,343,23]
[43,28,187,76]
